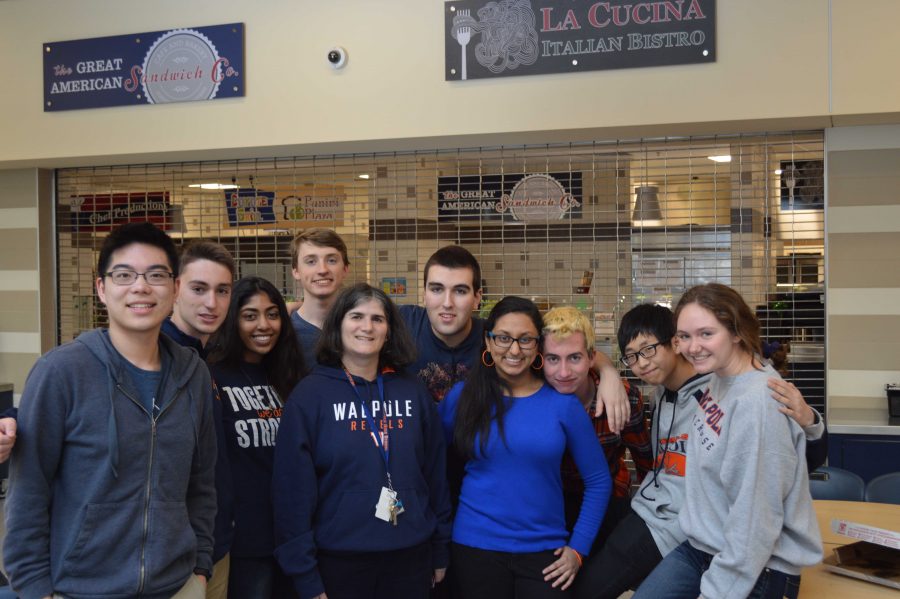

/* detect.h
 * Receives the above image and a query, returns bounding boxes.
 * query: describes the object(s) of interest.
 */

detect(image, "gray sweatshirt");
[5,329,217,599]
[631,373,711,557]
[678,365,822,599]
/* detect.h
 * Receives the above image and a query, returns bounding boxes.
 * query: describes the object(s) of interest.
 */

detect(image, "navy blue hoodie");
[399,305,484,403]
[273,364,452,599]
[161,317,234,563]
[208,361,283,558]
[4,329,217,599]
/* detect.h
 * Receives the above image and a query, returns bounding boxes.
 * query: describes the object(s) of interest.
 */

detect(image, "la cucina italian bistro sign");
[43,23,244,111]
[445,0,714,80]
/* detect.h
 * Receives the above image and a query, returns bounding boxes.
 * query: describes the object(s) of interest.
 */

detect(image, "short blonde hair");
[542,306,594,353]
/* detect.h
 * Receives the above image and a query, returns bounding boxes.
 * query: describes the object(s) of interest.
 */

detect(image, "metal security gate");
[55,131,826,412]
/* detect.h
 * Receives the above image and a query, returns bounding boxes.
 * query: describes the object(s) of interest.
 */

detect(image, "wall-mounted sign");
[780,160,824,211]
[44,23,244,111]
[381,277,408,298]
[445,0,715,81]
[67,192,174,231]
[438,172,582,222]
[278,185,346,226]
[226,189,276,227]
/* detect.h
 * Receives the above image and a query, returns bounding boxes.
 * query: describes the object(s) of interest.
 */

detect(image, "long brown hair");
[674,283,762,359]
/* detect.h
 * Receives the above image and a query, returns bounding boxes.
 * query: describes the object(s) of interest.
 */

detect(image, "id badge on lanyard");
[342,367,405,525]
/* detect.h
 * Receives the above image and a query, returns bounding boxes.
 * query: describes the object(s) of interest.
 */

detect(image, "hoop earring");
[531,352,544,370]
[481,350,495,367]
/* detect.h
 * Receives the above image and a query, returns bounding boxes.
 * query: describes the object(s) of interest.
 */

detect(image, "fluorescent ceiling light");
[357,173,370,180]
[188,183,239,190]
[774,169,783,175]
[707,155,732,163]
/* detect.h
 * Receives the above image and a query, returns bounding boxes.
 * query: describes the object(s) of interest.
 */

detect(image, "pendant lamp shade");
[633,185,662,221]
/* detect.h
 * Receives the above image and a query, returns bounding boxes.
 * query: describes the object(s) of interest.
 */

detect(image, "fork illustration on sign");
[456,9,471,80]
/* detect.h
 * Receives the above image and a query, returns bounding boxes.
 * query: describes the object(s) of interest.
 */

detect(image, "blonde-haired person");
[633,284,822,599]
[542,307,651,527]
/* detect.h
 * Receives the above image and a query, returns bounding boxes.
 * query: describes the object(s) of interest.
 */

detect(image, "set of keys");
[388,496,405,525]
[376,485,405,525]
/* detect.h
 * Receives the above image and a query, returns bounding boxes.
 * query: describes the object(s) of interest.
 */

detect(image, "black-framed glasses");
[104,269,175,286]
[487,332,539,349]
[620,339,671,367]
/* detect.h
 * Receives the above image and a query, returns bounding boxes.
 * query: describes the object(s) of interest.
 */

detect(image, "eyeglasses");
[486,332,539,349]
[620,339,670,367]
[104,269,175,286]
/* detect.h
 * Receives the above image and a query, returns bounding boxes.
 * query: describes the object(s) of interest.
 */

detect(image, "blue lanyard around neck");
[342,367,391,477]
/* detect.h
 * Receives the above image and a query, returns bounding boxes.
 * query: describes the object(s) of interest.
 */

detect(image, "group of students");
[1,221,827,599]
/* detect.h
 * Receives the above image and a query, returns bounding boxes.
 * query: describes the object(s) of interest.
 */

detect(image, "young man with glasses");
[4,222,217,599]
[573,303,826,599]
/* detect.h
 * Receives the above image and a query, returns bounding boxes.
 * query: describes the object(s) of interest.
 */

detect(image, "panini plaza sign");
[445,0,715,80]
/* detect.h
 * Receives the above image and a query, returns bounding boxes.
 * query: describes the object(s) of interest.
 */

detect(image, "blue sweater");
[399,305,484,403]
[273,364,452,599]
[439,381,611,556]
[208,361,283,558]
[5,329,217,599]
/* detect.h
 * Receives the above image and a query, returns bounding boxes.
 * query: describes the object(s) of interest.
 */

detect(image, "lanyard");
[341,367,393,488]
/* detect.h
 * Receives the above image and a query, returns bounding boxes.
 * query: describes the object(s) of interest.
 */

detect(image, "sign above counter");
[43,23,244,111]
[445,0,715,81]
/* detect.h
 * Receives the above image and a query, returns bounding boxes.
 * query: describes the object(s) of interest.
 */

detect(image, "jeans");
[632,542,801,599]
[451,543,571,599]
[228,555,297,599]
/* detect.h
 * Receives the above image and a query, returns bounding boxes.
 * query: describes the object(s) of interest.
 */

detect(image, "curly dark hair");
[316,283,416,372]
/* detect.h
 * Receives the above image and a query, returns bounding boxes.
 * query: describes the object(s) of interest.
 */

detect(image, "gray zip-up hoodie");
[630,373,711,557]
[4,329,217,599]
[678,365,822,599]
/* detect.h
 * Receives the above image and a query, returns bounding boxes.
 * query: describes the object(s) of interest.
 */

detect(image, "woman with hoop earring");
[438,296,612,598]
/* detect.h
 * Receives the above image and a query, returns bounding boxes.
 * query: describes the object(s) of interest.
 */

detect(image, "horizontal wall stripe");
[0,352,41,398]
[0,229,37,270]
[828,206,900,233]
[826,125,900,152]
[828,395,887,412]
[829,258,900,288]
[0,332,40,354]
[828,369,900,398]
[0,291,39,332]
[829,315,900,370]
[828,232,900,288]
[830,315,900,342]
[0,169,38,209]
[0,208,37,230]
[829,178,900,207]
[829,149,900,179]
[829,288,900,315]
[0,270,39,291]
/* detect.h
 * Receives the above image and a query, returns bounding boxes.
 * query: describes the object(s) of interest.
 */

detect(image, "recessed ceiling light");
[707,155,732,163]
[188,183,239,190]
[774,169,783,175]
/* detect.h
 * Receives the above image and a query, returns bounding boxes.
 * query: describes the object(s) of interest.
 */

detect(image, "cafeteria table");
[799,499,900,598]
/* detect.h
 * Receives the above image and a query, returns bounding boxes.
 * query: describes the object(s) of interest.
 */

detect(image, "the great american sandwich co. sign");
[43,23,244,111]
